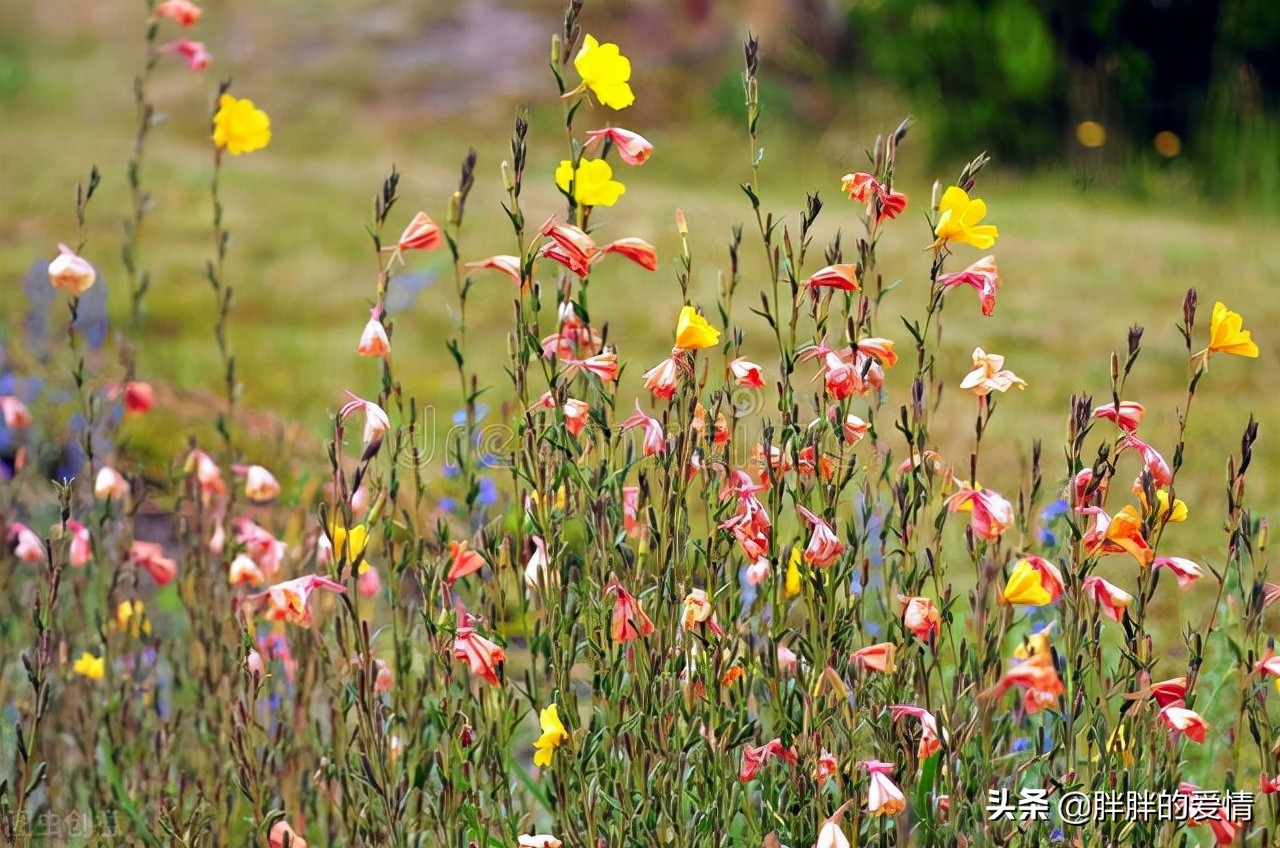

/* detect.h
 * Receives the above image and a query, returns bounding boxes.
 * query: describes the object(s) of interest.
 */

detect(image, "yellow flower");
[1208,302,1259,358]
[212,94,272,155]
[1138,489,1188,523]
[555,159,626,207]
[784,548,802,598]
[674,306,720,351]
[73,651,105,680]
[115,600,151,637]
[1001,560,1051,606]
[574,34,634,110]
[330,522,369,561]
[933,186,998,250]
[533,704,568,767]
[1013,624,1054,661]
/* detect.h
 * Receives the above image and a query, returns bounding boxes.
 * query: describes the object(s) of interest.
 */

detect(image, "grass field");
[2,0,1277,565]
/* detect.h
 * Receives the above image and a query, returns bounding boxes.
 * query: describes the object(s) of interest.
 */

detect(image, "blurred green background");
[1,0,1277,579]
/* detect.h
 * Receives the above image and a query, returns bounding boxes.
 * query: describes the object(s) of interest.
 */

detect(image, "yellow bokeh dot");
[1154,131,1181,157]
[1076,120,1106,148]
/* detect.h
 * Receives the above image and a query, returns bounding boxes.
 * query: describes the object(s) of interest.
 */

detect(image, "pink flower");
[943,484,1013,541]
[642,353,684,400]
[562,398,590,437]
[9,523,45,563]
[561,352,618,385]
[1262,774,1280,794]
[268,820,307,848]
[805,264,860,291]
[815,804,851,848]
[154,0,202,26]
[584,127,654,165]
[235,464,281,502]
[0,396,31,428]
[796,504,844,567]
[251,575,346,627]
[937,256,999,316]
[745,558,770,585]
[94,466,130,501]
[1153,556,1203,589]
[234,518,287,578]
[357,307,390,358]
[517,837,563,848]
[340,391,391,448]
[1122,433,1172,487]
[465,254,524,287]
[739,739,797,782]
[605,576,655,643]
[130,541,178,587]
[621,401,666,457]
[1092,401,1145,432]
[776,643,798,671]
[106,382,155,414]
[158,39,210,71]
[47,243,96,295]
[65,520,91,567]
[229,553,265,587]
[357,564,381,598]
[1158,704,1207,743]
[900,596,941,642]
[524,535,549,587]
[1081,575,1132,622]
[453,619,506,685]
[728,357,765,389]
[890,705,943,759]
[860,760,907,816]
[184,448,226,498]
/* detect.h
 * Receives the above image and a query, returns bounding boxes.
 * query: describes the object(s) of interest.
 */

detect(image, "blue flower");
[1011,737,1031,753]
[1038,498,1069,547]
[439,497,458,513]
[477,478,498,507]
[452,403,489,427]
[442,463,461,479]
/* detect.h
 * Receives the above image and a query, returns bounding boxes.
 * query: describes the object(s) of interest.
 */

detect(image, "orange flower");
[850,642,896,674]
[1087,505,1154,565]
[856,337,897,367]
[446,540,487,585]
[642,353,684,400]
[841,172,907,223]
[861,760,907,816]
[466,254,524,287]
[987,651,1064,714]
[394,212,444,253]
[681,588,724,637]
[739,739,796,782]
[357,307,391,358]
[538,218,656,276]
[250,574,345,627]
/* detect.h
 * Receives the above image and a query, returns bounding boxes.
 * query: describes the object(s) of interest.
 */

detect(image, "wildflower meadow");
[2,2,1279,847]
